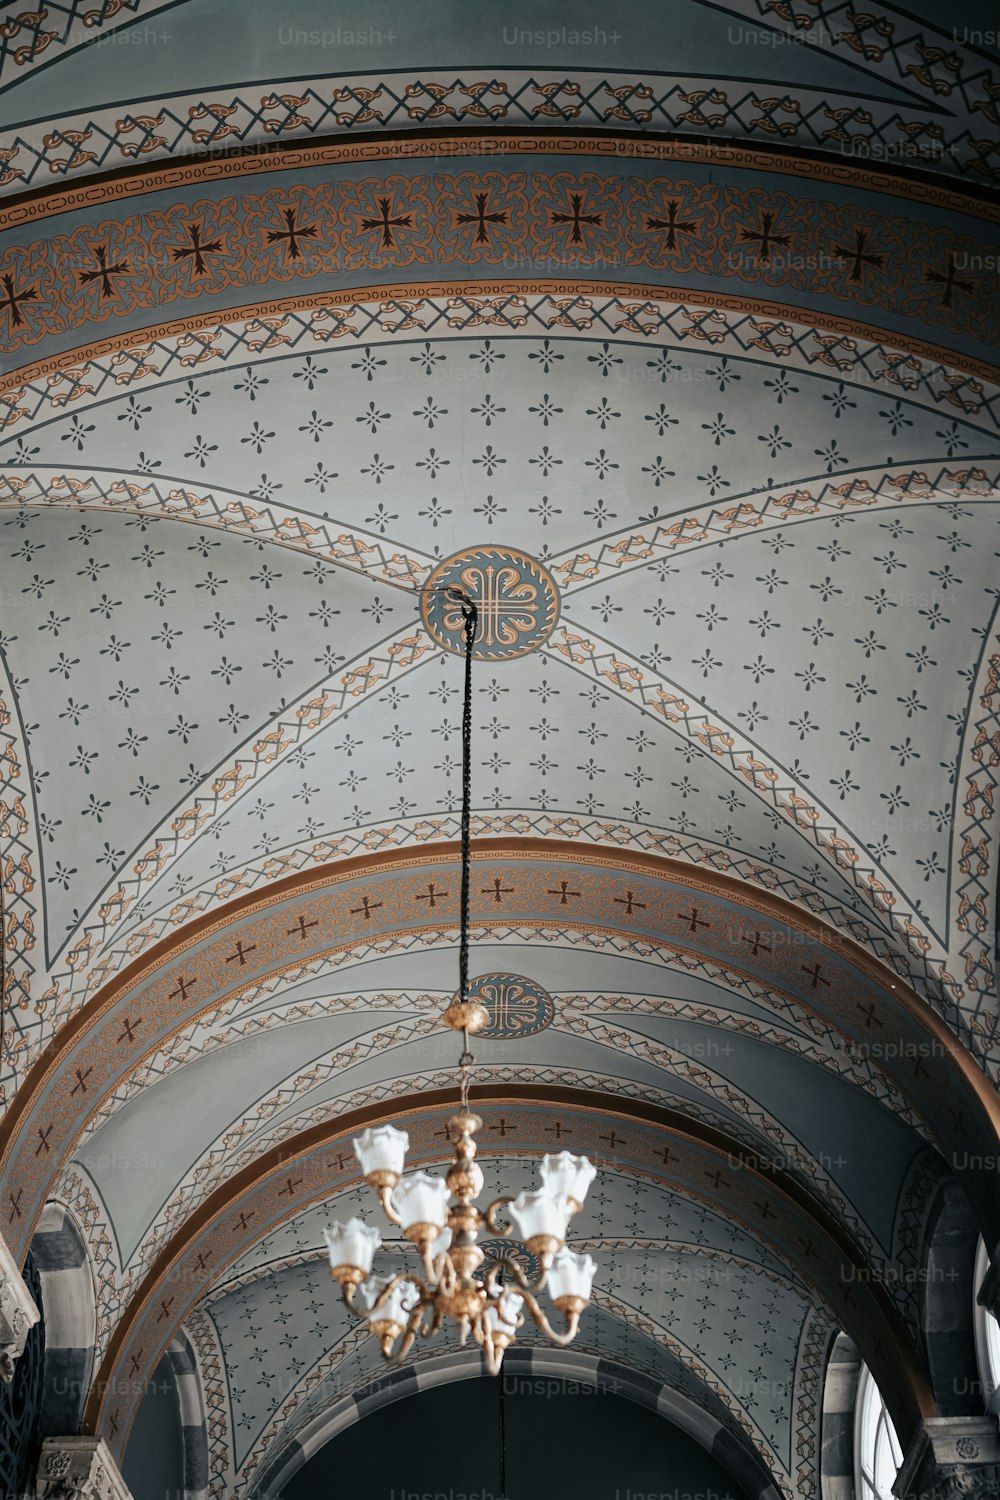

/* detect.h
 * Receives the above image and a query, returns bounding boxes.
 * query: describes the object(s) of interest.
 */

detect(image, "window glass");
[974,1238,1000,1402]
[856,1365,902,1500]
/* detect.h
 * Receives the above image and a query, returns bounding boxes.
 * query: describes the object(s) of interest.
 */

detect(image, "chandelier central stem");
[323,582,597,1371]
[455,589,477,1013]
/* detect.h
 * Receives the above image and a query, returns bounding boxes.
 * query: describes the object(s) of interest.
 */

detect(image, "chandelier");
[322,589,598,1372]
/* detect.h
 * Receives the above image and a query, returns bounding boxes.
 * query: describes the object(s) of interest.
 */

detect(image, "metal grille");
[0,1254,44,1500]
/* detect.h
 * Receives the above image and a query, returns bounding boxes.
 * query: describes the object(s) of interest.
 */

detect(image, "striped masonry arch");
[252,1345,782,1500]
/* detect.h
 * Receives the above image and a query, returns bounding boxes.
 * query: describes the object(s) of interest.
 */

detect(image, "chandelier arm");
[339,1280,361,1315]
[421,1245,439,1283]
[363,1272,431,1322]
[482,1253,550,1299]
[482,1322,503,1377]
[421,1301,445,1340]
[376,1184,403,1226]
[484,1196,515,1235]
[388,1299,430,1366]
[518,1289,582,1348]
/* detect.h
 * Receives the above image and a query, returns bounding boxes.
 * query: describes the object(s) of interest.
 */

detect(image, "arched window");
[855,1364,903,1500]
[973,1238,1000,1412]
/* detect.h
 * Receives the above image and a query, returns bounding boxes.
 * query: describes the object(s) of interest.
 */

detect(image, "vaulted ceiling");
[0,3,998,1498]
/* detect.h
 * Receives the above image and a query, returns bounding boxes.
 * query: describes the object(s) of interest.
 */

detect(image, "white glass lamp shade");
[427,1226,452,1262]
[486,1292,524,1335]
[540,1151,597,1208]
[323,1218,381,1283]
[352,1125,409,1185]
[361,1275,420,1327]
[390,1171,451,1242]
[506,1188,572,1253]
[360,1273,421,1354]
[547,1247,597,1309]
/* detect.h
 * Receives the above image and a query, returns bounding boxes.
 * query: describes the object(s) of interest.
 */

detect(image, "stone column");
[893,1416,1000,1500]
[0,1229,40,1382]
[36,1436,133,1499]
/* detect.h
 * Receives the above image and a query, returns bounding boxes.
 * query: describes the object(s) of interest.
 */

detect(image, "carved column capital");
[0,1230,40,1382]
[893,1417,1000,1500]
[36,1437,133,1499]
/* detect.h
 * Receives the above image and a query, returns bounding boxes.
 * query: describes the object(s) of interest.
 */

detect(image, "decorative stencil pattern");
[0,507,388,949]
[1,163,999,364]
[2,64,997,192]
[421,548,559,660]
[470,973,555,1039]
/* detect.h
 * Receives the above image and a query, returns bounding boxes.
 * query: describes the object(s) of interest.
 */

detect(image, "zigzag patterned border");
[0,0,176,83]
[2,290,995,435]
[1,66,996,195]
[0,646,39,1090]
[951,626,1000,1024]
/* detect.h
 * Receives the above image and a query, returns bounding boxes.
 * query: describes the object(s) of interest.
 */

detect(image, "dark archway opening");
[282,1374,757,1500]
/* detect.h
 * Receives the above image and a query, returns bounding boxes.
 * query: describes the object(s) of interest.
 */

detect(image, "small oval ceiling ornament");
[463,972,556,1039]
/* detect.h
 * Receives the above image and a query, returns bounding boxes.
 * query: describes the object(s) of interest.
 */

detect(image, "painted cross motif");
[171,220,224,275]
[481,877,513,905]
[226,940,258,968]
[0,272,38,328]
[473,974,554,1038]
[550,192,603,246]
[455,192,508,244]
[924,254,974,309]
[833,229,884,283]
[415,882,448,908]
[422,547,559,660]
[69,1066,93,1096]
[614,889,646,916]
[350,894,384,921]
[548,880,581,905]
[646,199,698,251]
[77,243,133,298]
[741,931,772,957]
[360,195,412,248]
[738,210,791,262]
[452,564,541,652]
[287,915,318,942]
[266,206,320,260]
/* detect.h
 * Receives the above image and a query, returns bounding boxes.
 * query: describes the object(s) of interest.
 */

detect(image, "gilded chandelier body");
[325,1110,596,1372]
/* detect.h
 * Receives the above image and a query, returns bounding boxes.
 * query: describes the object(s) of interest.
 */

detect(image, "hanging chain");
[447,586,478,1100]
[0,876,6,1081]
